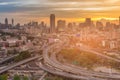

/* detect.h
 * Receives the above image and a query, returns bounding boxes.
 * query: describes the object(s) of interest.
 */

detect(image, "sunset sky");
[0,0,120,24]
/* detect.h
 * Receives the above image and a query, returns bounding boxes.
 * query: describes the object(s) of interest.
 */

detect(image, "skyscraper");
[68,23,73,29]
[96,21,104,30]
[57,20,66,32]
[85,18,95,27]
[119,16,120,27]
[50,14,55,33]
[12,18,14,26]
[85,18,92,26]
[5,18,8,25]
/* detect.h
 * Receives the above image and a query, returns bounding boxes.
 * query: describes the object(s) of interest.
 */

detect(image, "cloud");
[0,0,120,13]
[0,2,20,5]
[0,0,120,24]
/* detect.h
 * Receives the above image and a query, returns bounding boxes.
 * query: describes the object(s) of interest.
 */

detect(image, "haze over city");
[0,0,120,80]
[0,0,120,24]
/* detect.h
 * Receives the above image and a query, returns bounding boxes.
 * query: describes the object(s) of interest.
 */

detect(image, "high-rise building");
[119,16,120,26]
[57,20,66,32]
[41,21,45,27]
[5,18,8,25]
[85,18,92,27]
[12,18,14,26]
[86,18,91,23]
[50,14,55,33]
[106,22,111,27]
[41,21,46,32]
[68,23,73,29]
[96,21,104,30]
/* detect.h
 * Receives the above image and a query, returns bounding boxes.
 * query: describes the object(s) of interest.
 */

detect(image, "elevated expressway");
[39,40,120,80]
[0,56,42,74]
[0,54,19,64]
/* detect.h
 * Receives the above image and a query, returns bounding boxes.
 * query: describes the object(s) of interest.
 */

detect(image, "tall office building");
[85,18,95,27]
[85,18,92,26]
[57,20,66,32]
[50,14,55,33]
[68,23,73,29]
[5,18,8,25]
[106,22,111,27]
[12,18,14,26]
[96,21,104,30]
[119,16,120,27]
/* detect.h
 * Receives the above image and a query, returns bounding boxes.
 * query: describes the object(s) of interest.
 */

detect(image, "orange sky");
[0,0,120,25]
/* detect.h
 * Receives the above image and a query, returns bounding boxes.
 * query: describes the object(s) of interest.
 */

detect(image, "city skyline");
[0,1,120,79]
[0,15,120,26]
[0,0,120,24]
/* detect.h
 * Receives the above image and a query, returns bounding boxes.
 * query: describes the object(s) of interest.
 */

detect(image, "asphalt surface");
[0,54,19,64]
[40,41,120,80]
[0,56,42,74]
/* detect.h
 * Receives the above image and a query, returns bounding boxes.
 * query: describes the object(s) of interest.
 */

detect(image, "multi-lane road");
[39,39,120,80]
[1,35,120,80]
[39,62,91,80]
[0,54,19,64]
[0,56,42,74]
[80,45,120,63]
[40,43,103,80]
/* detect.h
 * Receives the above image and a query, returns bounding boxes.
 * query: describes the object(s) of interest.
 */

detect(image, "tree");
[0,74,8,80]
[23,76,29,80]
[14,51,31,62]
[13,75,21,80]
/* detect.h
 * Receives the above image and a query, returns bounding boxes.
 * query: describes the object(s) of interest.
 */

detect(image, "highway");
[0,54,19,64]
[0,56,42,74]
[39,72,47,80]
[38,62,91,80]
[79,45,120,63]
[50,48,120,79]
[2,36,117,80]
[40,38,120,80]
[42,43,106,80]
